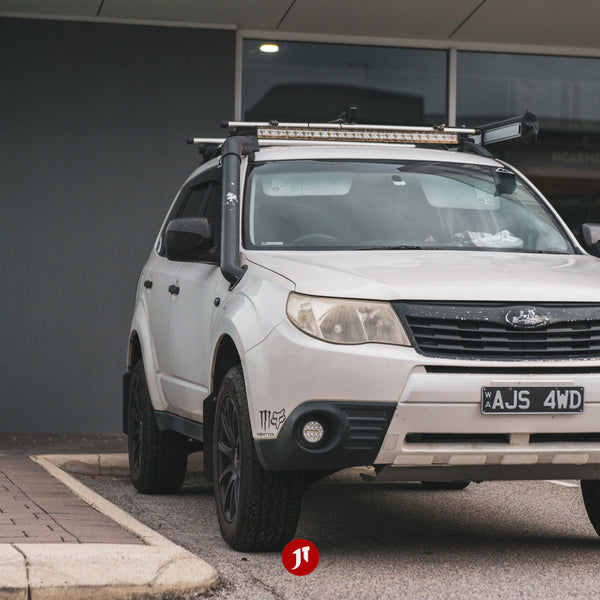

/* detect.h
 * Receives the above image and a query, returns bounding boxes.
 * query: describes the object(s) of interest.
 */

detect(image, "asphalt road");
[80,463,600,600]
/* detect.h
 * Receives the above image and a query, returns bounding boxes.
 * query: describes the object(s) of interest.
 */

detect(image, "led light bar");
[223,121,477,145]
[255,126,459,144]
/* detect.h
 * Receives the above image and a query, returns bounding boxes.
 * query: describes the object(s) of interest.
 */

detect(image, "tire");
[127,360,187,494]
[581,480,600,536]
[421,481,470,490]
[213,365,303,552]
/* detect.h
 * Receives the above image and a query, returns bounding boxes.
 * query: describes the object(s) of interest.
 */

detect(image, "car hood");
[245,250,600,302]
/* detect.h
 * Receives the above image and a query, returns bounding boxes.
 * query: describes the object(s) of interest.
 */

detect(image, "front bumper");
[245,320,600,477]
[255,401,396,471]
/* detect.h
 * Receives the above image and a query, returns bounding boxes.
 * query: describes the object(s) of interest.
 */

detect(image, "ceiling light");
[260,43,279,53]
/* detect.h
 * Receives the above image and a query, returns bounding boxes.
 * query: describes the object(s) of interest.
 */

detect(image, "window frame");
[156,165,222,257]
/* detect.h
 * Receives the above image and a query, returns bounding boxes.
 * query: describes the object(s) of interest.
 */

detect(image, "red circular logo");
[281,539,319,576]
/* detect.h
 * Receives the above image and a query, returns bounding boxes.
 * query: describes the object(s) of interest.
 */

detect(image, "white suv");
[124,115,600,551]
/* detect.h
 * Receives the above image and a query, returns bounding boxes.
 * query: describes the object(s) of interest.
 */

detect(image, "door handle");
[143,280,153,289]
[168,284,180,295]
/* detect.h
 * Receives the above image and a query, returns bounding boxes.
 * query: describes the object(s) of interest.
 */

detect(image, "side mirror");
[165,218,218,262]
[581,223,600,257]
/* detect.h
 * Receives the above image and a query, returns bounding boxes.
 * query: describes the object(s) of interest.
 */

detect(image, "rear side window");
[179,183,211,219]
[203,180,223,249]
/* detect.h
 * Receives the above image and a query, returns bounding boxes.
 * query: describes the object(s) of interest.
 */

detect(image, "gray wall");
[0,18,235,432]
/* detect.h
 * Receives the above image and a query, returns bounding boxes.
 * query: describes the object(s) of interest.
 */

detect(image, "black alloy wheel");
[215,394,242,523]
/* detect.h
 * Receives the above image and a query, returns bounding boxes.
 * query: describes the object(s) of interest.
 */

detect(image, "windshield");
[244,160,573,254]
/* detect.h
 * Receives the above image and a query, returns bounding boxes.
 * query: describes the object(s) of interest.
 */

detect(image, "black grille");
[407,316,600,358]
[394,302,600,360]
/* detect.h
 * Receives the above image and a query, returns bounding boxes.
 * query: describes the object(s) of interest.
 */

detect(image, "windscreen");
[244,160,573,254]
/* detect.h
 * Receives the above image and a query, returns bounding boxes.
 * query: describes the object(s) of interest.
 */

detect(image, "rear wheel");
[581,480,600,536]
[127,360,187,494]
[213,365,303,551]
[421,481,470,490]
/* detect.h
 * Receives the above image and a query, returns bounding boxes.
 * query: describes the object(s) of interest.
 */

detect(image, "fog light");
[302,420,325,444]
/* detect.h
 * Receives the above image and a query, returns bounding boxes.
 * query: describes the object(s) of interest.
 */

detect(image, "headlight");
[286,293,411,346]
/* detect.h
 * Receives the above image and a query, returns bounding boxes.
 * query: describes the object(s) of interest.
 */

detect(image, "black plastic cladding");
[254,401,396,471]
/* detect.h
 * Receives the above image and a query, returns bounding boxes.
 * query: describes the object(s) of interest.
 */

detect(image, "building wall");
[0,19,235,432]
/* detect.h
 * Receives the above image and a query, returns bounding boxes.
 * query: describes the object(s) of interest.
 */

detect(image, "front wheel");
[581,480,600,536]
[213,365,303,552]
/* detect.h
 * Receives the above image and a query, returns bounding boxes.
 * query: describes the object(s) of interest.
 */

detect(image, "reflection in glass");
[243,40,447,125]
[457,52,600,132]
[457,51,600,231]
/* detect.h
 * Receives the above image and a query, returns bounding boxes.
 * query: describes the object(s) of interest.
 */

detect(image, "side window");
[179,182,211,219]
[203,181,222,249]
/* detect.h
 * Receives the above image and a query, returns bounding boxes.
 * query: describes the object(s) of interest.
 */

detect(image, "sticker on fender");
[481,386,584,414]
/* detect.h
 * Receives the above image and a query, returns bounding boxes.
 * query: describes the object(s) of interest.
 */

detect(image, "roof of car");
[185,143,503,184]
[250,143,502,165]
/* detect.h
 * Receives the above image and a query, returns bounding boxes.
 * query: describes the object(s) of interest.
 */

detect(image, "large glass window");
[242,40,447,126]
[457,52,600,230]
[457,52,600,131]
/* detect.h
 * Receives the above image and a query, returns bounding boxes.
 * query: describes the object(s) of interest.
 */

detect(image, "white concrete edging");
[0,454,219,600]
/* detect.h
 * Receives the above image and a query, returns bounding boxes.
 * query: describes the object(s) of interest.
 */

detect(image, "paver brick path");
[0,433,141,544]
[0,433,128,455]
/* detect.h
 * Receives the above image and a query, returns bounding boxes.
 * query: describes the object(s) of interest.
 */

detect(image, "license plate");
[481,386,584,414]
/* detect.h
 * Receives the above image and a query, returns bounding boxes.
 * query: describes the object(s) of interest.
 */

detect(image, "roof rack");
[187,112,538,159]
[188,121,474,148]
[225,121,476,145]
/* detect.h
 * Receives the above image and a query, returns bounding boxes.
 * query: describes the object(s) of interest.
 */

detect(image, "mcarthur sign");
[507,144,600,178]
